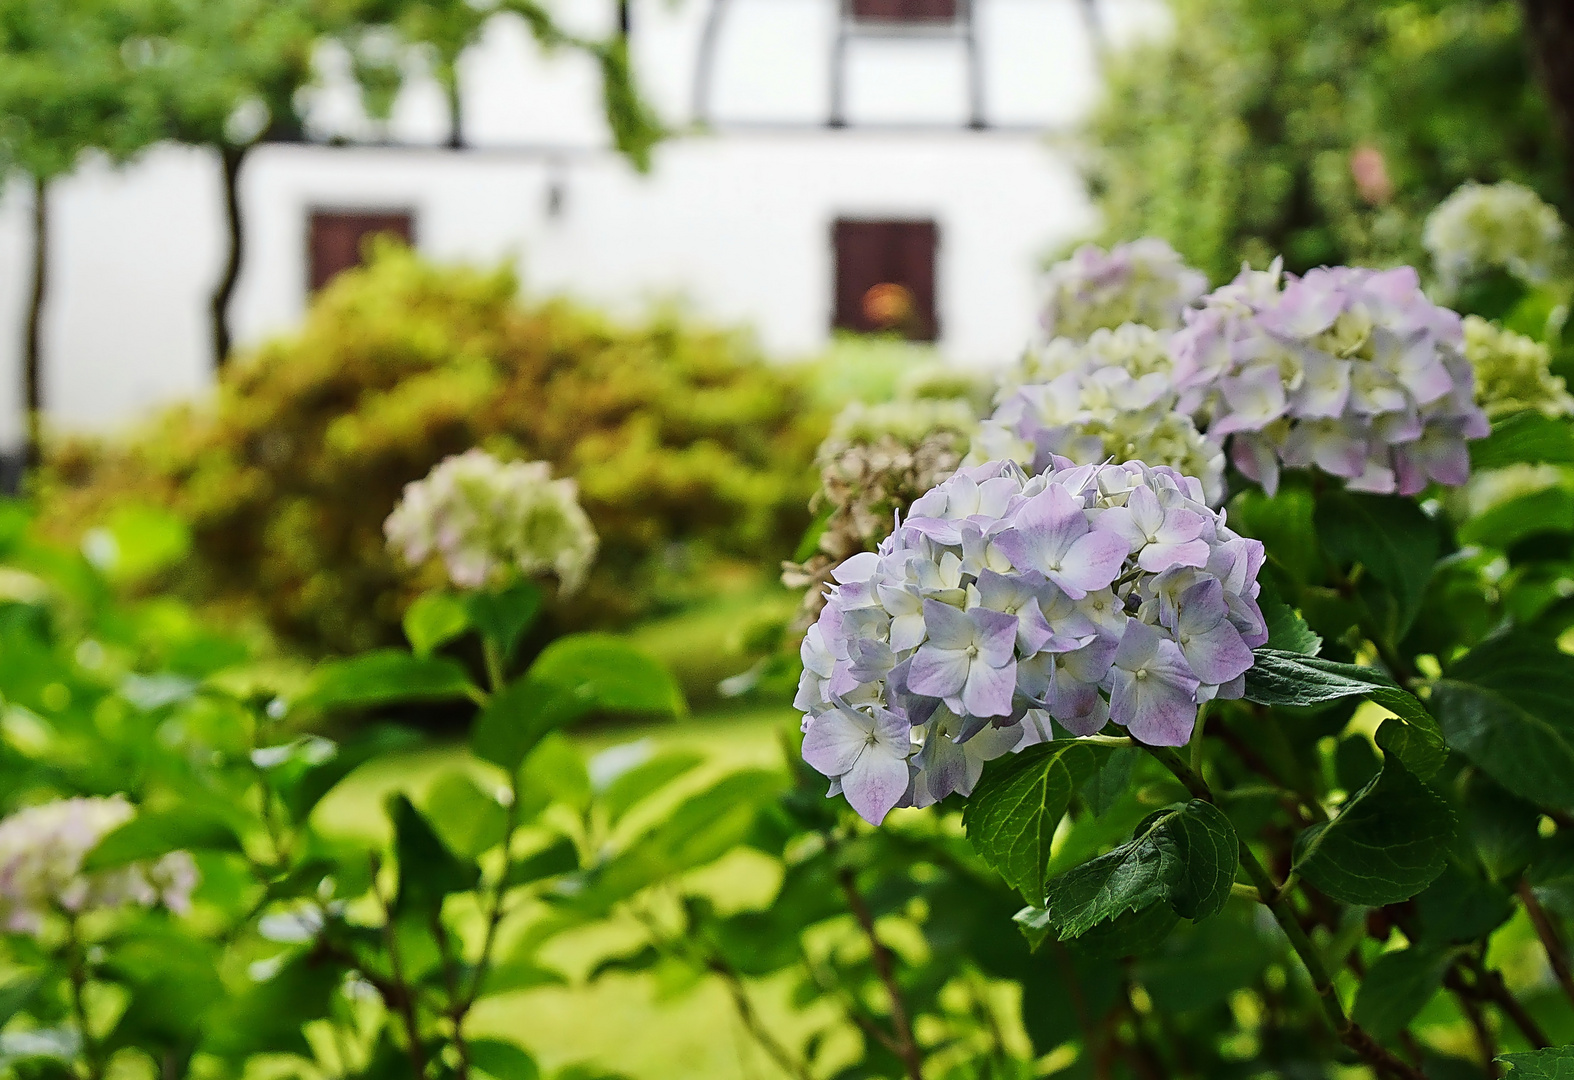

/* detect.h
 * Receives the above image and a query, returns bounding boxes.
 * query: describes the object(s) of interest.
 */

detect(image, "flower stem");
[1140,743,1426,1080]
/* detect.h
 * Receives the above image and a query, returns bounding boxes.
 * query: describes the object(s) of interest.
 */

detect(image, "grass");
[313,705,834,1080]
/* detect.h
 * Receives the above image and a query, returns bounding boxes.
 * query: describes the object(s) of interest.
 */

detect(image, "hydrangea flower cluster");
[1042,239,1208,342]
[1172,263,1489,496]
[797,458,1266,825]
[1424,180,1566,293]
[385,449,598,592]
[1463,315,1574,419]
[971,325,1226,504]
[0,797,198,936]
[783,400,976,625]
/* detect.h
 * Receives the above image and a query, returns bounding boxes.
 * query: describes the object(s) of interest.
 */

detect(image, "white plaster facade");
[0,0,1169,447]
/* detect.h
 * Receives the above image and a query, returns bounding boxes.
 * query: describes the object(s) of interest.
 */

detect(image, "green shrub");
[40,243,827,655]
[1086,0,1569,282]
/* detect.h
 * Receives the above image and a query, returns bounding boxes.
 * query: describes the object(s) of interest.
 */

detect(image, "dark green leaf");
[1067,902,1181,960]
[1040,800,1237,939]
[470,1038,542,1080]
[1261,584,1322,655]
[504,835,580,887]
[294,650,477,712]
[1458,486,1574,550]
[465,581,542,664]
[1416,862,1513,944]
[402,592,471,657]
[83,809,242,871]
[0,977,38,1030]
[1246,650,1446,777]
[1137,905,1279,1015]
[1471,411,1574,470]
[1081,746,1139,818]
[203,953,338,1059]
[1351,947,1452,1043]
[391,794,478,912]
[1499,1047,1574,1078]
[1432,632,1574,812]
[963,741,1110,900]
[1292,759,1453,906]
[1315,491,1440,640]
[283,725,425,821]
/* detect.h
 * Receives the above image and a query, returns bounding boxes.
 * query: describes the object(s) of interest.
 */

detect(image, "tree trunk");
[209,143,248,370]
[1520,0,1574,196]
[443,65,463,150]
[23,175,48,473]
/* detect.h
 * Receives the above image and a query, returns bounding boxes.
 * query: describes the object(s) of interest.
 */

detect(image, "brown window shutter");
[832,218,939,342]
[307,210,416,294]
[850,0,957,22]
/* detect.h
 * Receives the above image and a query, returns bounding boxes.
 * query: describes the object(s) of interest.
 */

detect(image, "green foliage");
[40,245,825,654]
[1086,0,1568,282]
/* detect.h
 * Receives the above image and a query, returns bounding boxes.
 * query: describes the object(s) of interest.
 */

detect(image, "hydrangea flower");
[797,458,1266,825]
[1424,180,1565,293]
[1042,239,1208,342]
[971,325,1226,504]
[0,797,198,936]
[385,449,598,592]
[1464,315,1574,419]
[783,400,976,625]
[1172,263,1489,496]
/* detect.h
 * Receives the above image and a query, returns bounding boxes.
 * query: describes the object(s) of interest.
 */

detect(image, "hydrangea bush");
[1424,180,1566,294]
[1041,239,1208,341]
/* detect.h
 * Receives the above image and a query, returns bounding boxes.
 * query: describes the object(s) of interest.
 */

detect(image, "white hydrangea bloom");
[1463,315,1574,419]
[1042,239,1209,342]
[1424,180,1566,293]
[972,325,1226,505]
[0,796,199,936]
[385,450,599,592]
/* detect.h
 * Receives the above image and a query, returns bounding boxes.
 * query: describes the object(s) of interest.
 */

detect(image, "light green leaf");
[1351,947,1452,1042]
[1041,800,1237,940]
[1432,631,1574,812]
[1499,1047,1574,1078]
[1245,650,1446,778]
[1315,491,1439,640]
[963,740,1110,900]
[1458,486,1574,550]
[295,650,477,712]
[423,772,508,860]
[402,592,470,657]
[1292,758,1453,906]
[600,749,705,825]
[470,1038,542,1080]
[84,809,243,871]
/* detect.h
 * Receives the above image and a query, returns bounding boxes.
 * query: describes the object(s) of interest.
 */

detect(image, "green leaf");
[203,953,338,1059]
[423,772,509,860]
[1458,485,1574,550]
[472,635,684,773]
[1315,491,1439,640]
[83,808,242,871]
[963,741,1110,900]
[1081,746,1139,818]
[0,977,39,1030]
[1351,947,1452,1043]
[469,1038,542,1080]
[402,592,471,657]
[1471,410,1574,469]
[465,581,542,664]
[283,725,425,821]
[1499,1047,1574,1078]
[504,835,580,887]
[599,749,705,825]
[1245,650,1446,778]
[295,650,477,712]
[390,794,478,913]
[82,505,191,585]
[1040,800,1237,939]
[1261,583,1322,655]
[1432,631,1574,812]
[1292,759,1453,906]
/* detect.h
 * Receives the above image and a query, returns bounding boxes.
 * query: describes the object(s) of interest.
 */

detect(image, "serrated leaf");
[1245,650,1445,777]
[963,741,1110,900]
[1261,584,1322,655]
[1041,800,1237,939]
[1432,631,1574,812]
[1499,1047,1574,1078]
[294,650,477,712]
[1351,947,1452,1042]
[1292,758,1453,906]
[1315,491,1439,640]
[402,592,470,657]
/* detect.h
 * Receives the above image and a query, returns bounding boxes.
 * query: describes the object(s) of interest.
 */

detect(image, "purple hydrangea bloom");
[1172,262,1489,496]
[797,458,1266,825]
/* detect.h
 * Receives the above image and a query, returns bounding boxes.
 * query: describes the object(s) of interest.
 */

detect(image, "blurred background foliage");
[1085,0,1571,283]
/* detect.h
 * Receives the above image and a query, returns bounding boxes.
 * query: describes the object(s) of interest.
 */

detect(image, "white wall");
[0,0,1170,447]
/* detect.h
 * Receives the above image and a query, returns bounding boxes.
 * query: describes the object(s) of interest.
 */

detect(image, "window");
[849,0,957,23]
[832,219,939,341]
[307,210,416,293]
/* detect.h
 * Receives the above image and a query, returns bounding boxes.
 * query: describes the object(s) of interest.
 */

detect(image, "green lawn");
[314,706,843,1080]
